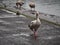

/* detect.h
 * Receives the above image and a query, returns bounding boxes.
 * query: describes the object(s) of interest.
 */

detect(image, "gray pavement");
[0,9,60,45]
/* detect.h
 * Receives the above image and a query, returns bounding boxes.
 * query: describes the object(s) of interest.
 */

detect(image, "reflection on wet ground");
[0,9,60,45]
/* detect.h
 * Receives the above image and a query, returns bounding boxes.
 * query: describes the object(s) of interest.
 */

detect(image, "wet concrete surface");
[0,9,60,45]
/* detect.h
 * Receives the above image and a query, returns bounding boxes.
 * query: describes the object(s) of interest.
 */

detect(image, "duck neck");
[36,15,39,20]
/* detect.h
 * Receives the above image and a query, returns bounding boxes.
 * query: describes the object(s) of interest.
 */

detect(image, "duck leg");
[34,30,37,39]
[34,8,35,11]
[19,4,21,9]
[33,29,37,36]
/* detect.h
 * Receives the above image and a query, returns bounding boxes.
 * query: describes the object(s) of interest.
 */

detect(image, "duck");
[29,2,35,11]
[28,11,41,37]
[16,0,24,8]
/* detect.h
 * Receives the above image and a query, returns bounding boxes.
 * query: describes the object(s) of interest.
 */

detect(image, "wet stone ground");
[0,9,60,45]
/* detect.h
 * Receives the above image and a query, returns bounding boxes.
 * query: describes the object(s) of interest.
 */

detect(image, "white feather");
[31,20,36,24]
[31,18,41,25]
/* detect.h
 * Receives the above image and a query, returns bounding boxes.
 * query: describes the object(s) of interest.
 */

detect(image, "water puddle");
[10,33,30,37]
[2,21,11,24]
[0,19,5,22]
[15,21,25,23]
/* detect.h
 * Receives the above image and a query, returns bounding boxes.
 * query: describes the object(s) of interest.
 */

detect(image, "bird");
[28,11,41,37]
[29,2,35,11]
[16,0,24,9]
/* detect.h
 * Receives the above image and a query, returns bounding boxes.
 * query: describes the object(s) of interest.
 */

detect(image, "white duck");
[16,0,24,8]
[28,12,41,37]
[29,1,35,11]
